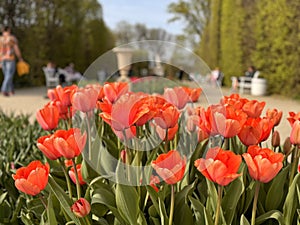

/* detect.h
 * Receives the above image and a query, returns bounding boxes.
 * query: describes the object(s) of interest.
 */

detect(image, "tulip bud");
[71,198,91,218]
[283,137,292,154]
[120,150,126,163]
[271,130,280,148]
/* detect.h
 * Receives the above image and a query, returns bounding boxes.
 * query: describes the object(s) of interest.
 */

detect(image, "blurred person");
[0,26,23,97]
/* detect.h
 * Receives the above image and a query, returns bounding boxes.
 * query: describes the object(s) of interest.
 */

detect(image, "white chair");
[42,67,59,88]
[232,71,260,94]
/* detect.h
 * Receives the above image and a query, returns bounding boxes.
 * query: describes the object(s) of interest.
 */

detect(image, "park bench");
[231,71,260,94]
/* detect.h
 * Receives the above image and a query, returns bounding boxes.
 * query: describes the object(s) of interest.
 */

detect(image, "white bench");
[232,71,260,94]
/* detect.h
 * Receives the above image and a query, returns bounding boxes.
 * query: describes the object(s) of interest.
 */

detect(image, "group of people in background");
[45,61,83,85]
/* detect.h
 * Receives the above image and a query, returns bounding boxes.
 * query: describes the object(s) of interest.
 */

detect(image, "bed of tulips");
[6,80,300,225]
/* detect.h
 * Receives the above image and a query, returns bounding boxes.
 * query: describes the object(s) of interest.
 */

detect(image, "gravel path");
[0,85,299,142]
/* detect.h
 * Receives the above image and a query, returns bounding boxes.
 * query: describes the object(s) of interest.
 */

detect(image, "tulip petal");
[15,179,41,196]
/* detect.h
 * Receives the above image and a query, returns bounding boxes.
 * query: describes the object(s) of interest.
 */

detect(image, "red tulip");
[37,134,62,160]
[290,120,300,145]
[69,164,86,185]
[12,161,50,196]
[194,147,242,186]
[53,128,87,159]
[71,198,91,217]
[152,150,186,184]
[71,86,98,112]
[242,145,283,183]
[36,103,59,130]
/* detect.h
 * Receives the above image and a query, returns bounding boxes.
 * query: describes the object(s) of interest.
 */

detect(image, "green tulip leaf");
[116,184,140,225]
[47,192,58,225]
[240,214,250,225]
[48,176,82,225]
[189,196,213,225]
[265,166,289,211]
[255,210,284,225]
[283,173,300,225]
[222,174,245,225]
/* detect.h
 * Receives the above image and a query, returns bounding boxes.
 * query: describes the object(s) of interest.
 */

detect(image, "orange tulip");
[103,82,129,104]
[12,161,50,196]
[71,198,91,217]
[242,145,283,183]
[290,120,300,145]
[100,93,149,131]
[163,87,190,109]
[36,103,59,130]
[266,108,282,126]
[194,147,242,186]
[156,123,178,141]
[71,86,98,112]
[242,100,266,118]
[182,86,202,102]
[48,85,77,107]
[287,111,300,126]
[154,104,180,129]
[37,134,62,160]
[152,150,186,184]
[69,164,86,185]
[53,128,87,159]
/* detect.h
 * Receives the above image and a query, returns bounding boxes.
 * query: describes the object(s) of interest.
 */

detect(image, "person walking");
[0,26,23,97]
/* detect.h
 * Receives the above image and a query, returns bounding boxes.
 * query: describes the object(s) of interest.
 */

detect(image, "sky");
[99,0,185,35]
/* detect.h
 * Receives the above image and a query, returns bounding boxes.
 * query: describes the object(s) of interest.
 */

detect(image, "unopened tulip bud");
[272,130,280,147]
[71,198,91,217]
[283,137,292,154]
[120,150,126,163]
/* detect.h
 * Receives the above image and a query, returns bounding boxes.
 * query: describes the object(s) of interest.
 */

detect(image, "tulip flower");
[194,147,242,186]
[182,86,202,102]
[71,198,91,217]
[242,100,266,118]
[163,87,190,109]
[266,108,282,127]
[150,175,160,192]
[152,150,186,184]
[100,93,149,131]
[36,103,59,130]
[103,82,129,104]
[154,104,180,129]
[12,161,50,196]
[37,134,62,160]
[271,130,280,148]
[69,164,86,185]
[53,128,87,159]
[71,86,98,112]
[156,124,178,141]
[242,145,283,183]
[290,120,300,145]
[48,85,77,107]
[287,111,300,126]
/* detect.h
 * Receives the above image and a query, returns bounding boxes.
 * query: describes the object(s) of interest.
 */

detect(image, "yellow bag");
[17,61,30,76]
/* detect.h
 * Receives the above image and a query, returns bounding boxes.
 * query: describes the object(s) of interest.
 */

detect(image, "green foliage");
[0,0,115,87]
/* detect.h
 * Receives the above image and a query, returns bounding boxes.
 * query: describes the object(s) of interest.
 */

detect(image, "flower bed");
[2,82,300,225]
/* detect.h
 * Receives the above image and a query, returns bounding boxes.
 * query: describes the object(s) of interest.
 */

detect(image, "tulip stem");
[39,194,47,209]
[72,159,81,200]
[251,182,260,225]
[59,159,73,198]
[289,145,299,186]
[85,113,92,161]
[84,216,91,225]
[169,184,175,225]
[215,185,223,225]
[164,129,169,153]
